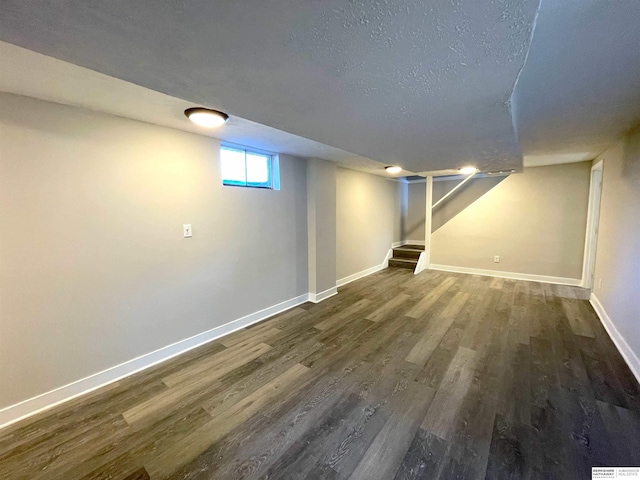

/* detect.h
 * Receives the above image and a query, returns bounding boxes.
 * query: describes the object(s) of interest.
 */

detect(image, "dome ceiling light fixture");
[459,166,478,174]
[184,107,229,128]
[385,165,402,174]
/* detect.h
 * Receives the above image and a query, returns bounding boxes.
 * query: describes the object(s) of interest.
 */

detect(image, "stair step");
[393,247,422,259]
[388,258,418,269]
[403,244,425,250]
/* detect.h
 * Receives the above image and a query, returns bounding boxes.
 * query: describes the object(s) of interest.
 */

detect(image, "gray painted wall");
[404,182,426,242]
[429,163,591,279]
[336,168,401,280]
[404,176,511,243]
[432,176,507,232]
[307,158,337,295]
[592,128,640,362]
[0,93,309,408]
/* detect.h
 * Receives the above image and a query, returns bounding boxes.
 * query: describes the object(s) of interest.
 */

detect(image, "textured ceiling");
[0,42,399,177]
[512,0,640,161]
[1,1,639,173]
[0,0,540,173]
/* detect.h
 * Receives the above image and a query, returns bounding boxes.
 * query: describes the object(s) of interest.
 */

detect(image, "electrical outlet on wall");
[494,255,500,263]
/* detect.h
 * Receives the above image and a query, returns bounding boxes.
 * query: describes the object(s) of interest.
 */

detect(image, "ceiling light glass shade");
[385,166,402,174]
[184,108,229,128]
[459,166,478,174]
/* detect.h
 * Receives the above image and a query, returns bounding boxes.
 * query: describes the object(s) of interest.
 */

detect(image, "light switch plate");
[183,224,192,238]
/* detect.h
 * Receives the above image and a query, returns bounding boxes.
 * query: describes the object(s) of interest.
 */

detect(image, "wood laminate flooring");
[1,269,639,479]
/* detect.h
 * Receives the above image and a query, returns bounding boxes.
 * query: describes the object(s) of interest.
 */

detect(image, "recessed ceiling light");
[184,107,229,128]
[385,166,402,174]
[459,166,478,174]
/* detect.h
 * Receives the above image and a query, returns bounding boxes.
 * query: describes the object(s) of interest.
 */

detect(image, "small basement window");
[220,145,279,189]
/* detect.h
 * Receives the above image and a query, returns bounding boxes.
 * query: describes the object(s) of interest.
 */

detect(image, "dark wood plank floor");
[1,269,639,479]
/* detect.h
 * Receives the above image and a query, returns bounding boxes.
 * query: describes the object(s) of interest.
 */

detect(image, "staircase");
[388,244,424,270]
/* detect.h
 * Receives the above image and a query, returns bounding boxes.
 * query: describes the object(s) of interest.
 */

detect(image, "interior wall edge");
[0,292,311,430]
[428,264,582,286]
[590,293,640,386]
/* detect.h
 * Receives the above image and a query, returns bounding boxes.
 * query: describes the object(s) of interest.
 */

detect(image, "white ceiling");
[1,0,639,174]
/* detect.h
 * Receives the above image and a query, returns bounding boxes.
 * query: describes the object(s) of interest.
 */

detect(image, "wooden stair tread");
[389,258,418,269]
[389,257,417,263]
[392,245,424,261]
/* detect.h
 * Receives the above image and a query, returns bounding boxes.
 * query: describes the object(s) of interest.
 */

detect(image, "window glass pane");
[221,147,247,185]
[246,153,270,185]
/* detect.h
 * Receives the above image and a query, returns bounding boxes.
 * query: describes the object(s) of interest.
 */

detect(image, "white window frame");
[220,144,279,190]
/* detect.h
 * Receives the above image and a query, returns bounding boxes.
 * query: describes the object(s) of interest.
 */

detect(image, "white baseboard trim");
[590,293,640,386]
[428,264,582,286]
[391,241,404,248]
[336,249,393,288]
[336,266,382,287]
[0,292,310,430]
[308,287,337,303]
[382,248,393,269]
